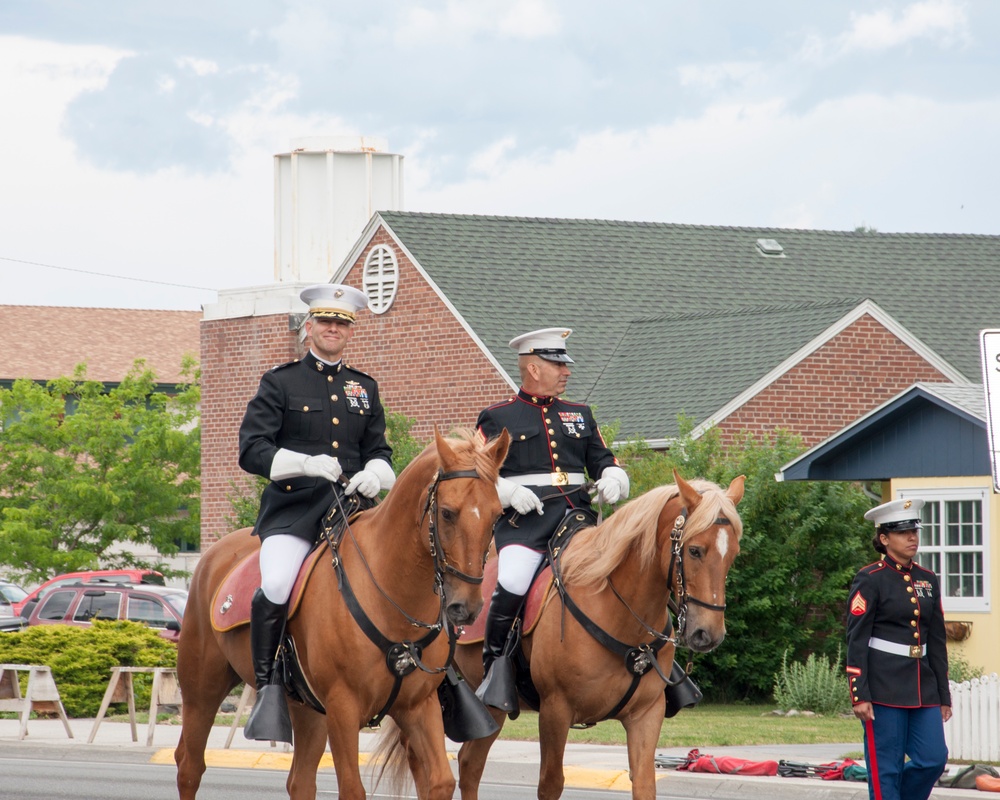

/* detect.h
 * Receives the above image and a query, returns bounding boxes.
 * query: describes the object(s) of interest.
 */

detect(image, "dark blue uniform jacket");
[477,389,619,550]
[845,555,951,709]
[238,352,392,541]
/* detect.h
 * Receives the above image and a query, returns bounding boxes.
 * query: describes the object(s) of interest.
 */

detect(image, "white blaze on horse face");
[471,505,481,520]
[715,528,729,559]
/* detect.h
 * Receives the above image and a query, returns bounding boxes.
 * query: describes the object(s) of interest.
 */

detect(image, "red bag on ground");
[677,748,779,776]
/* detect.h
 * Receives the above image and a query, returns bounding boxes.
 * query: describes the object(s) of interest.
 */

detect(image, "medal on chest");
[343,380,370,410]
[913,579,933,599]
[558,411,585,437]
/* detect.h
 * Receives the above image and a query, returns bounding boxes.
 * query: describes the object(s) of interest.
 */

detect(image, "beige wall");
[888,476,998,676]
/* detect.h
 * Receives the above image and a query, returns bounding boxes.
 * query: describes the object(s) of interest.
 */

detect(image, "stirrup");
[244,684,293,743]
[475,657,519,719]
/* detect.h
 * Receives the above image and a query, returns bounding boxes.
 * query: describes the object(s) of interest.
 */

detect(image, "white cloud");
[842,0,969,52]
[397,0,561,44]
[176,56,220,76]
[677,61,762,91]
[409,92,1000,237]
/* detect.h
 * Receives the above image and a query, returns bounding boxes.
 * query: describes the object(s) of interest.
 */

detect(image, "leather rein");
[320,467,484,727]
[548,503,731,722]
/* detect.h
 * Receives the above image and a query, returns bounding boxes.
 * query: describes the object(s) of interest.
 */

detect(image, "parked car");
[0,582,30,632]
[25,582,186,642]
[13,568,165,616]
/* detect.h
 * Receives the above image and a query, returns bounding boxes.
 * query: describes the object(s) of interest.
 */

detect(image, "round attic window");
[362,245,399,314]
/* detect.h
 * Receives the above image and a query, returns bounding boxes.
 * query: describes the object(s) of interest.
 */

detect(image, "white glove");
[344,459,395,498]
[595,466,630,505]
[270,448,342,483]
[496,477,544,515]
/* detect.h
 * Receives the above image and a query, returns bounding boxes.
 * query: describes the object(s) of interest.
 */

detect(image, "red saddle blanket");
[211,546,327,632]
[458,557,556,643]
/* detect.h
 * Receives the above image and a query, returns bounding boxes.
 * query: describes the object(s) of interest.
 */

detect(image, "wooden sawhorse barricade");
[0,663,74,740]
[88,666,181,746]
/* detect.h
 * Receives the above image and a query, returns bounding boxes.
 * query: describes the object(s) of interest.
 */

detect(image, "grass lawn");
[499,705,861,749]
[92,701,861,752]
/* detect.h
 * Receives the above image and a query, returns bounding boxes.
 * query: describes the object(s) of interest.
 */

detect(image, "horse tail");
[370,718,411,797]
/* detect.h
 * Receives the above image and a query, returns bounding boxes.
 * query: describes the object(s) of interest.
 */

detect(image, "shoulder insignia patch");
[850,592,867,616]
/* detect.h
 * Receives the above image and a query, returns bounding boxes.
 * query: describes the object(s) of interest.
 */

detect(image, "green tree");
[0,359,200,583]
[611,419,871,701]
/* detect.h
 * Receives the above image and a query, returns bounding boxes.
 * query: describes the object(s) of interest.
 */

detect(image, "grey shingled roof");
[378,212,1000,438]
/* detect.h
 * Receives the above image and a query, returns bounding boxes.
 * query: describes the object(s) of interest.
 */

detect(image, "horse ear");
[673,468,702,510]
[434,425,460,472]
[726,475,746,505]
[485,429,511,471]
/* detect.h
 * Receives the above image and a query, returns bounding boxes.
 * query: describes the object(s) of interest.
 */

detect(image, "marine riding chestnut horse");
[452,469,745,800]
[174,429,510,800]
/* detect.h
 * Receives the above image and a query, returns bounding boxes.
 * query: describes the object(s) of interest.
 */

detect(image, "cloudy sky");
[1,0,997,310]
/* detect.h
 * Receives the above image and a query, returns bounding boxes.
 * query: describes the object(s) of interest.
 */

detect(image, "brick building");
[198,212,1000,549]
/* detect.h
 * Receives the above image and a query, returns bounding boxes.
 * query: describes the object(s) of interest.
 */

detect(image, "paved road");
[0,717,981,798]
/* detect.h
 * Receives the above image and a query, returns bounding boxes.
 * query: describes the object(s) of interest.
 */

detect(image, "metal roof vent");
[362,244,399,314]
[756,238,785,257]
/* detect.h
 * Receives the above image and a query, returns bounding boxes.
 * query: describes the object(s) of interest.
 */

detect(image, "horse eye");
[441,508,456,523]
[688,546,704,559]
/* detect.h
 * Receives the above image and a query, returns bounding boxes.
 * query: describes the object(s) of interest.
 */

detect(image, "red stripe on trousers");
[864,718,882,800]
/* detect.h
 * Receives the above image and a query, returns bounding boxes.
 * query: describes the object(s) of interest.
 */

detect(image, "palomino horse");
[174,429,510,800]
[452,470,745,800]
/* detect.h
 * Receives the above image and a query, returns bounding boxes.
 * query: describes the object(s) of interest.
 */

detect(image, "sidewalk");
[0,715,984,799]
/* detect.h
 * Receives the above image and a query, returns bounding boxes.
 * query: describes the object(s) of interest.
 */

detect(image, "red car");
[13,569,165,616]
[25,582,186,642]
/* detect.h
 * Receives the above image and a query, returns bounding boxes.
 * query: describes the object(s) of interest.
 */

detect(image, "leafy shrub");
[0,621,176,717]
[773,646,851,715]
[948,650,986,684]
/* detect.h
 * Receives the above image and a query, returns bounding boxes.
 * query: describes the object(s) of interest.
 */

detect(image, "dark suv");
[26,582,187,642]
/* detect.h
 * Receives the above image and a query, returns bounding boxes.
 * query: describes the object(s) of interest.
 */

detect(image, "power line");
[0,255,216,291]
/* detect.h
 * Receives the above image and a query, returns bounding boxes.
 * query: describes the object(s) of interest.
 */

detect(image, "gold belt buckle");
[909,645,922,658]
[552,471,569,486]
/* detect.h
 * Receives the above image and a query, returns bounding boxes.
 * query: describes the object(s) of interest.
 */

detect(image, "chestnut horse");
[452,470,745,800]
[174,429,510,800]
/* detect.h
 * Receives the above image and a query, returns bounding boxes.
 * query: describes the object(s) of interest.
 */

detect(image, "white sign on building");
[980,329,1000,493]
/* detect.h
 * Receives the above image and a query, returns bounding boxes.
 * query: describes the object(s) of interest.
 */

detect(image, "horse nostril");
[688,629,715,652]
[446,602,470,626]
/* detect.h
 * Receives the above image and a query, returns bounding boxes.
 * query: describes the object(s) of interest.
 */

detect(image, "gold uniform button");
[548,428,555,435]
[550,442,557,448]
[904,575,911,582]
[520,435,526,440]
[913,632,920,639]
[911,620,917,627]
[360,410,364,415]
[545,418,551,424]
[331,394,338,401]
[333,418,340,425]
[907,587,913,593]
[333,442,340,449]
[285,485,292,491]
[302,405,310,412]
[911,598,917,604]
[552,453,559,460]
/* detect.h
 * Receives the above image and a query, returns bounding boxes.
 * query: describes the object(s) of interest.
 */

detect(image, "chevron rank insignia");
[850,591,867,616]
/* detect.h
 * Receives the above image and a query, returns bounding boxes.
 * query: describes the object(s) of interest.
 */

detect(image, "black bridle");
[316,466,487,727]
[666,508,730,641]
[420,468,488,592]
[548,501,733,722]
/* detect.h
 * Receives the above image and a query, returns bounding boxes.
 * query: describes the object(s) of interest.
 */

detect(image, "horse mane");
[404,428,503,484]
[560,479,743,589]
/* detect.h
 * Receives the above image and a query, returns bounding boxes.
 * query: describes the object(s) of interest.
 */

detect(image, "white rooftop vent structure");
[274,136,404,283]
[756,238,785,257]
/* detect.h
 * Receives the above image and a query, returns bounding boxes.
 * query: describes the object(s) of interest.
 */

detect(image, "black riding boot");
[243,588,293,743]
[664,661,703,718]
[475,584,523,715]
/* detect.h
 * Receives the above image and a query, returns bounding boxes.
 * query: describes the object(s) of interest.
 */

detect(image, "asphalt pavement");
[0,715,986,798]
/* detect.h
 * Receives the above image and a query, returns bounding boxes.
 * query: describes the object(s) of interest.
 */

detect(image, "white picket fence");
[944,673,1000,761]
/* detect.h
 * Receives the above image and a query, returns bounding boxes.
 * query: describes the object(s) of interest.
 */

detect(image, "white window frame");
[899,486,991,613]
[362,245,399,315]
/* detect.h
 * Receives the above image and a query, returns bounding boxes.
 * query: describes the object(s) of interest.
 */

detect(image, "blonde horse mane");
[403,428,503,484]
[560,479,743,589]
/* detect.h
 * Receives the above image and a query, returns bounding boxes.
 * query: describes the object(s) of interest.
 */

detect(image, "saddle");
[211,493,370,633]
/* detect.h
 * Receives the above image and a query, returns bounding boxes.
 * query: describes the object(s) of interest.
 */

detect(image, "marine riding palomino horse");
[174,429,510,800]
[452,469,745,800]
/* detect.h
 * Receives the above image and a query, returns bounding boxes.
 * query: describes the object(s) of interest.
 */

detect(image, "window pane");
[127,597,169,627]
[73,592,121,622]
[38,591,75,621]
[921,502,941,548]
